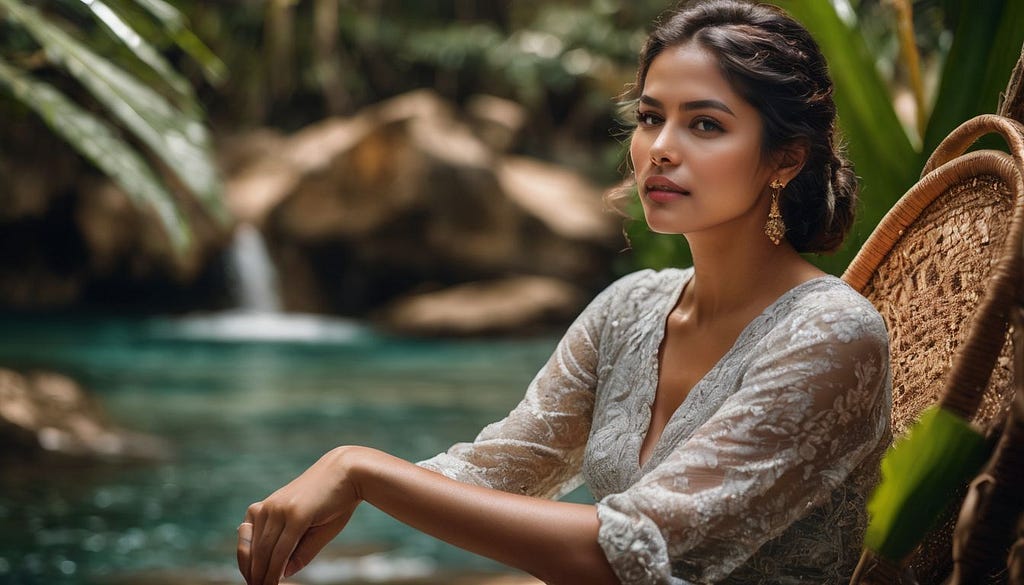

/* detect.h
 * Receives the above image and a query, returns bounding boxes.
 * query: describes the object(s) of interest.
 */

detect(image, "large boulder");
[225,90,620,320]
[0,368,170,461]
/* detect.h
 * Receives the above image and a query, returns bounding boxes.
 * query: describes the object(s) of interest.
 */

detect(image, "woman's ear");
[772,139,808,185]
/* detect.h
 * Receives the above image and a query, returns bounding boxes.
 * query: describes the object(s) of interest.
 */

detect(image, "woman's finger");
[284,513,351,578]
[237,522,253,585]
[264,523,303,585]
[250,510,286,585]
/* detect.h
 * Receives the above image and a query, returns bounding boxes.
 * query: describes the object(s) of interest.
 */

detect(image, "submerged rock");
[0,368,171,461]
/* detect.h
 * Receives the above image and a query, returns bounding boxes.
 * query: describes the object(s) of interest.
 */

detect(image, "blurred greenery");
[3,0,1022,275]
[173,0,666,167]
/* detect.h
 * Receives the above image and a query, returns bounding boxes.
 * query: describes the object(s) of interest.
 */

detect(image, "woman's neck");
[681,232,822,325]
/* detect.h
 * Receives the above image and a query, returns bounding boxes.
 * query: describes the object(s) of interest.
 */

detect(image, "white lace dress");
[419,268,892,584]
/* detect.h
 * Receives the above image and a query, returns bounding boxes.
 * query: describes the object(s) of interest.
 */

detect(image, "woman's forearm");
[339,446,620,585]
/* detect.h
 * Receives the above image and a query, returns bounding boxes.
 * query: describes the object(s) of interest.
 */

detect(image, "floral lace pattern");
[420,269,892,584]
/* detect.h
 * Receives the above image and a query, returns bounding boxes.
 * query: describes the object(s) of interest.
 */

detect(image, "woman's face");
[631,42,777,238]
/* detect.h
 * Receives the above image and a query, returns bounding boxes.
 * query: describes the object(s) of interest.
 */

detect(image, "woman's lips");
[647,189,688,203]
[644,176,690,203]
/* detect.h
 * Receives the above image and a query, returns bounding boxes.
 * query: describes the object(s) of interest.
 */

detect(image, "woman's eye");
[692,118,723,133]
[635,110,661,126]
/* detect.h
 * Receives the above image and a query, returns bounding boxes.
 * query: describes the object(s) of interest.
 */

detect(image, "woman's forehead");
[642,43,746,109]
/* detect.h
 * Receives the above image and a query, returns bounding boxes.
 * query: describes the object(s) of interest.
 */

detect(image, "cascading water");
[157,222,362,343]
[227,222,282,313]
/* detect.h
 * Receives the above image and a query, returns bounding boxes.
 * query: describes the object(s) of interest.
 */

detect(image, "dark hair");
[617,0,857,253]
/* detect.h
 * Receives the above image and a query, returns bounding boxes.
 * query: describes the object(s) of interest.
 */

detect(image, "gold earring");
[764,179,786,245]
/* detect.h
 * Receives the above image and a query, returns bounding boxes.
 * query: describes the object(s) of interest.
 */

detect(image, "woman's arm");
[238,445,620,585]
[238,272,647,585]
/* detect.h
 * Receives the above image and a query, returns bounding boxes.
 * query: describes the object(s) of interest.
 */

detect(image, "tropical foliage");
[0,0,229,250]
[169,1,666,163]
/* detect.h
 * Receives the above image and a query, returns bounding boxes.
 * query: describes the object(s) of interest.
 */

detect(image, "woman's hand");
[237,446,362,585]
[238,446,619,585]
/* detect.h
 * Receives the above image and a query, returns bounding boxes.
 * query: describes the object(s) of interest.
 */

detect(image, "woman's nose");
[649,130,679,166]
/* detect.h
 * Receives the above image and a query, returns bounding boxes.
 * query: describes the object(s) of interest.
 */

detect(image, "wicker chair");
[843,50,1024,584]
[947,316,1024,584]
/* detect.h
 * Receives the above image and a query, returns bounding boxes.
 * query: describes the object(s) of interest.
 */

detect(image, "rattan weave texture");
[843,115,1024,584]
[849,157,1019,437]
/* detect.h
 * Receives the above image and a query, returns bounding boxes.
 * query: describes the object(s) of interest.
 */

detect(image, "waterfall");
[227,223,282,313]
[160,222,363,343]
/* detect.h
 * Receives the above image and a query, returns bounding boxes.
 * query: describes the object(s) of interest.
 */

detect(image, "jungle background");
[1,1,1022,584]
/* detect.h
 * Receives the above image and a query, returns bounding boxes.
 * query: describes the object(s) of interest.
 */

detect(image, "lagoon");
[0,312,570,584]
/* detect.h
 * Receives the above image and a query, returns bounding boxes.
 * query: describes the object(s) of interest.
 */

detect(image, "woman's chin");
[641,215,687,236]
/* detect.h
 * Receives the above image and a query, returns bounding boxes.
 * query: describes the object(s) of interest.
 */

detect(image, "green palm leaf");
[0,57,188,249]
[125,0,226,85]
[865,405,991,561]
[76,0,196,108]
[0,0,228,225]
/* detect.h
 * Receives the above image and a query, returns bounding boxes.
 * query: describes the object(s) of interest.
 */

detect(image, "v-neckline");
[635,269,834,472]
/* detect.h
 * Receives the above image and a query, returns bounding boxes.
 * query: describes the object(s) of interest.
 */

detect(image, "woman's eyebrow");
[684,99,735,116]
[637,95,735,117]
[638,95,663,108]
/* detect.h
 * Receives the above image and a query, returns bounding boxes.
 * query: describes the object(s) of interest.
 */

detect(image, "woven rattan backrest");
[843,114,1024,583]
[845,145,1022,434]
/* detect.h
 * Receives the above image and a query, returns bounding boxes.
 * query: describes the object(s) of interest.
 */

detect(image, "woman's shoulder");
[796,275,881,314]
[784,275,888,344]
[582,267,691,327]
[601,267,692,300]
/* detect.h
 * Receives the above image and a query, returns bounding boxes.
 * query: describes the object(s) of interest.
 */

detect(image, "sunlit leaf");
[129,0,227,85]
[0,0,228,225]
[865,406,990,561]
[0,57,189,249]
[77,0,195,105]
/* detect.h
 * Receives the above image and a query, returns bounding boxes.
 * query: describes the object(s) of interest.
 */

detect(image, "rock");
[378,276,585,336]
[0,262,82,308]
[0,115,81,222]
[0,176,231,311]
[0,368,171,461]
[216,128,288,177]
[226,89,618,318]
[465,94,527,153]
[499,155,614,242]
[99,567,540,585]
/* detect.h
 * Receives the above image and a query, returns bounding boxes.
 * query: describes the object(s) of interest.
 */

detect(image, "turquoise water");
[0,312,571,584]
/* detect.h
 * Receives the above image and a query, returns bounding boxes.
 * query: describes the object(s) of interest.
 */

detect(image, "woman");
[237,1,892,583]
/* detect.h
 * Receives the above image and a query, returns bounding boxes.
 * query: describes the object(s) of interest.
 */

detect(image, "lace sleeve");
[596,302,891,584]
[418,272,643,500]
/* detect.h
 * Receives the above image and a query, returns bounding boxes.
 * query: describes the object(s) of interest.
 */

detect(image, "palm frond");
[865,405,991,561]
[0,0,228,225]
[0,57,188,249]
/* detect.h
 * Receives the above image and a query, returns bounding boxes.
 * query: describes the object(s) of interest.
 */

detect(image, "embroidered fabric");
[419,268,892,584]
